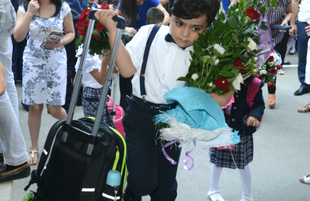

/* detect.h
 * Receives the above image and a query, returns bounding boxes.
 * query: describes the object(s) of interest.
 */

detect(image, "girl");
[208,76,265,201]
[74,47,115,128]
[13,0,75,166]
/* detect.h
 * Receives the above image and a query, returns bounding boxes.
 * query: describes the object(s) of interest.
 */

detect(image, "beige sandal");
[28,149,39,166]
[297,102,310,113]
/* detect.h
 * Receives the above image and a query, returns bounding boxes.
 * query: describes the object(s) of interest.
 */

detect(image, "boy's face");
[169,14,208,48]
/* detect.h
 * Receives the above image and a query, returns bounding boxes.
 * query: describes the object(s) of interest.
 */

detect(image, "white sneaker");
[208,191,225,201]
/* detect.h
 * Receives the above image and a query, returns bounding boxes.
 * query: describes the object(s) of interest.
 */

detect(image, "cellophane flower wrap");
[257,50,282,88]
[75,4,111,56]
[154,0,275,169]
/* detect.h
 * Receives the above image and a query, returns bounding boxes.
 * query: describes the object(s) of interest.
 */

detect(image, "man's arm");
[0,61,6,96]
[230,0,237,6]
[289,0,300,37]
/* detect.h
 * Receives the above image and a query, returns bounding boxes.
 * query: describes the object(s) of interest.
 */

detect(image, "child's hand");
[102,53,111,63]
[246,115,259,127]
[94,10,117,33]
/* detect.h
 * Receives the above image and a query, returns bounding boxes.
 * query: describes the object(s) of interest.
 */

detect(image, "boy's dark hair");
[169,0,220,27]
[146,7,165,24]
[22,0,62,17]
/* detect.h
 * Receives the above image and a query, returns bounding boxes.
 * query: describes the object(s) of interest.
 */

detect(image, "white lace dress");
[21,2,70,106]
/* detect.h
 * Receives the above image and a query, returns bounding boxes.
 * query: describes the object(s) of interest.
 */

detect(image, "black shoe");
[294,86,310,96]
[124,187,142,201]
[283,61,291,65]
[0,162,30,183]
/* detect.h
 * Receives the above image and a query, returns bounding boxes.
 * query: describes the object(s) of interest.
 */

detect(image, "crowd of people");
[0,0,310,200]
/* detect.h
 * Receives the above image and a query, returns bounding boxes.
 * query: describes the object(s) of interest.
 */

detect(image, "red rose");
[257,74,263,80]
[277,64,282,70]
[75,21,84,29]
[239,69,247,74]
[269,68,277,74]
[246,6,261,20]
[234,59,245,68]
[83,19,89,27]
[101,3,109,9]
[267,56,274,62]
[93,34,101,41]
[78,29,86,36]
[78,13,86,21]
[82,8,91,15]
[96,23,105,31]
[214,78,230,91]
[267,82,274,88]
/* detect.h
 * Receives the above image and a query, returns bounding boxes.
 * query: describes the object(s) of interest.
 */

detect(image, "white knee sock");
[238,165,252,199]
[210,164,223,192]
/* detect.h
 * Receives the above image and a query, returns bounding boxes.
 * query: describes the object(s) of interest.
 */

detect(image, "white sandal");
[28,149,39,166]
[208,191,225,201]
[300,174,310,184]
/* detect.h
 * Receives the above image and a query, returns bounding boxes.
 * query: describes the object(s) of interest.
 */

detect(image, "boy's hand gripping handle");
[89,9,126,30]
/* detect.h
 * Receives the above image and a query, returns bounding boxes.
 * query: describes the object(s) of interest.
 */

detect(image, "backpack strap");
[140,25,161,99]
[247,77,261,110]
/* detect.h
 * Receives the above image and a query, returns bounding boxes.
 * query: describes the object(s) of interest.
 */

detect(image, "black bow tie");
[165,33,186,50]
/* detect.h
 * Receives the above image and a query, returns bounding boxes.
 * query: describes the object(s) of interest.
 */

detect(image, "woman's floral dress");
[21,2,70,106]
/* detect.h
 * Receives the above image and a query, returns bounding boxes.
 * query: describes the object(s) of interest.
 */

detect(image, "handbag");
[107,95,125,136]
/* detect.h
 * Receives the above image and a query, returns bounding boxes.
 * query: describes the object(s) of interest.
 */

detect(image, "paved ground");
[9,53,310,201]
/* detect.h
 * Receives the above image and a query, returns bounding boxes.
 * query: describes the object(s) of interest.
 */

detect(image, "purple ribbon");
[183,140,196,170]
[162,138,197,170]
[162,138,182,165]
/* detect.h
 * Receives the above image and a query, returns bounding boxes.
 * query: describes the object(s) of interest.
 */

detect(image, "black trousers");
[268,31,289,94]
[123,106,181,201]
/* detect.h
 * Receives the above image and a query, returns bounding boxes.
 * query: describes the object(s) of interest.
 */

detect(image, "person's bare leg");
[46,104,67,120]
[28,104,43,165]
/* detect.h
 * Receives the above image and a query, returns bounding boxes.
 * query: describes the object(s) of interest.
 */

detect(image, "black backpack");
[24,118,127,201]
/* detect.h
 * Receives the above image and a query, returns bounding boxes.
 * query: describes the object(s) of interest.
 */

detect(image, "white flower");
[213,44,225,55]
[232,73,244,91]
[209,82,213,87]
[260,70,267,75]
[247,37,257,51]
[191,73,199,81]
[214,58,219,65]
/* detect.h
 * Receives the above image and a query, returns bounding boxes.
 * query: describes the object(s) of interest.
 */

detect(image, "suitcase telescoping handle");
[62,10,126,154]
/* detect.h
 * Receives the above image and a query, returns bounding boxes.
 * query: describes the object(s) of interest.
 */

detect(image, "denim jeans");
[0,0,28,165]
[297,21,310,87]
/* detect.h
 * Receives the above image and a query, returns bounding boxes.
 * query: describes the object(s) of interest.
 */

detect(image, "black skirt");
[209,135,253,169]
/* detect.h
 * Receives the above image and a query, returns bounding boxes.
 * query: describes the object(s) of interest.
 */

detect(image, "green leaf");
[228,16,238,29]
[219,71,236,77]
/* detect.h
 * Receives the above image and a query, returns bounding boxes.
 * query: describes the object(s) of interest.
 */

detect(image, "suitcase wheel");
[23,193,34,201]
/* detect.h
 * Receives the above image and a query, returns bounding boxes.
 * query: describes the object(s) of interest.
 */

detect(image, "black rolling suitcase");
[24,10,127,201]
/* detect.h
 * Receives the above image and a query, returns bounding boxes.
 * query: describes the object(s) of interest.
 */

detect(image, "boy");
[95,0,232,200]
[146,7,165,25]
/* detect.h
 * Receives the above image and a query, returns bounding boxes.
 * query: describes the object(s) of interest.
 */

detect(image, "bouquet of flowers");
[75,4,111,56]
[178,0,276,95]
[154,0,276,169]
[257,50,282,88]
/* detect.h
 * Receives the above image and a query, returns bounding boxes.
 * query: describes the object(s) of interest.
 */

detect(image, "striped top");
[265,0,292,44]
